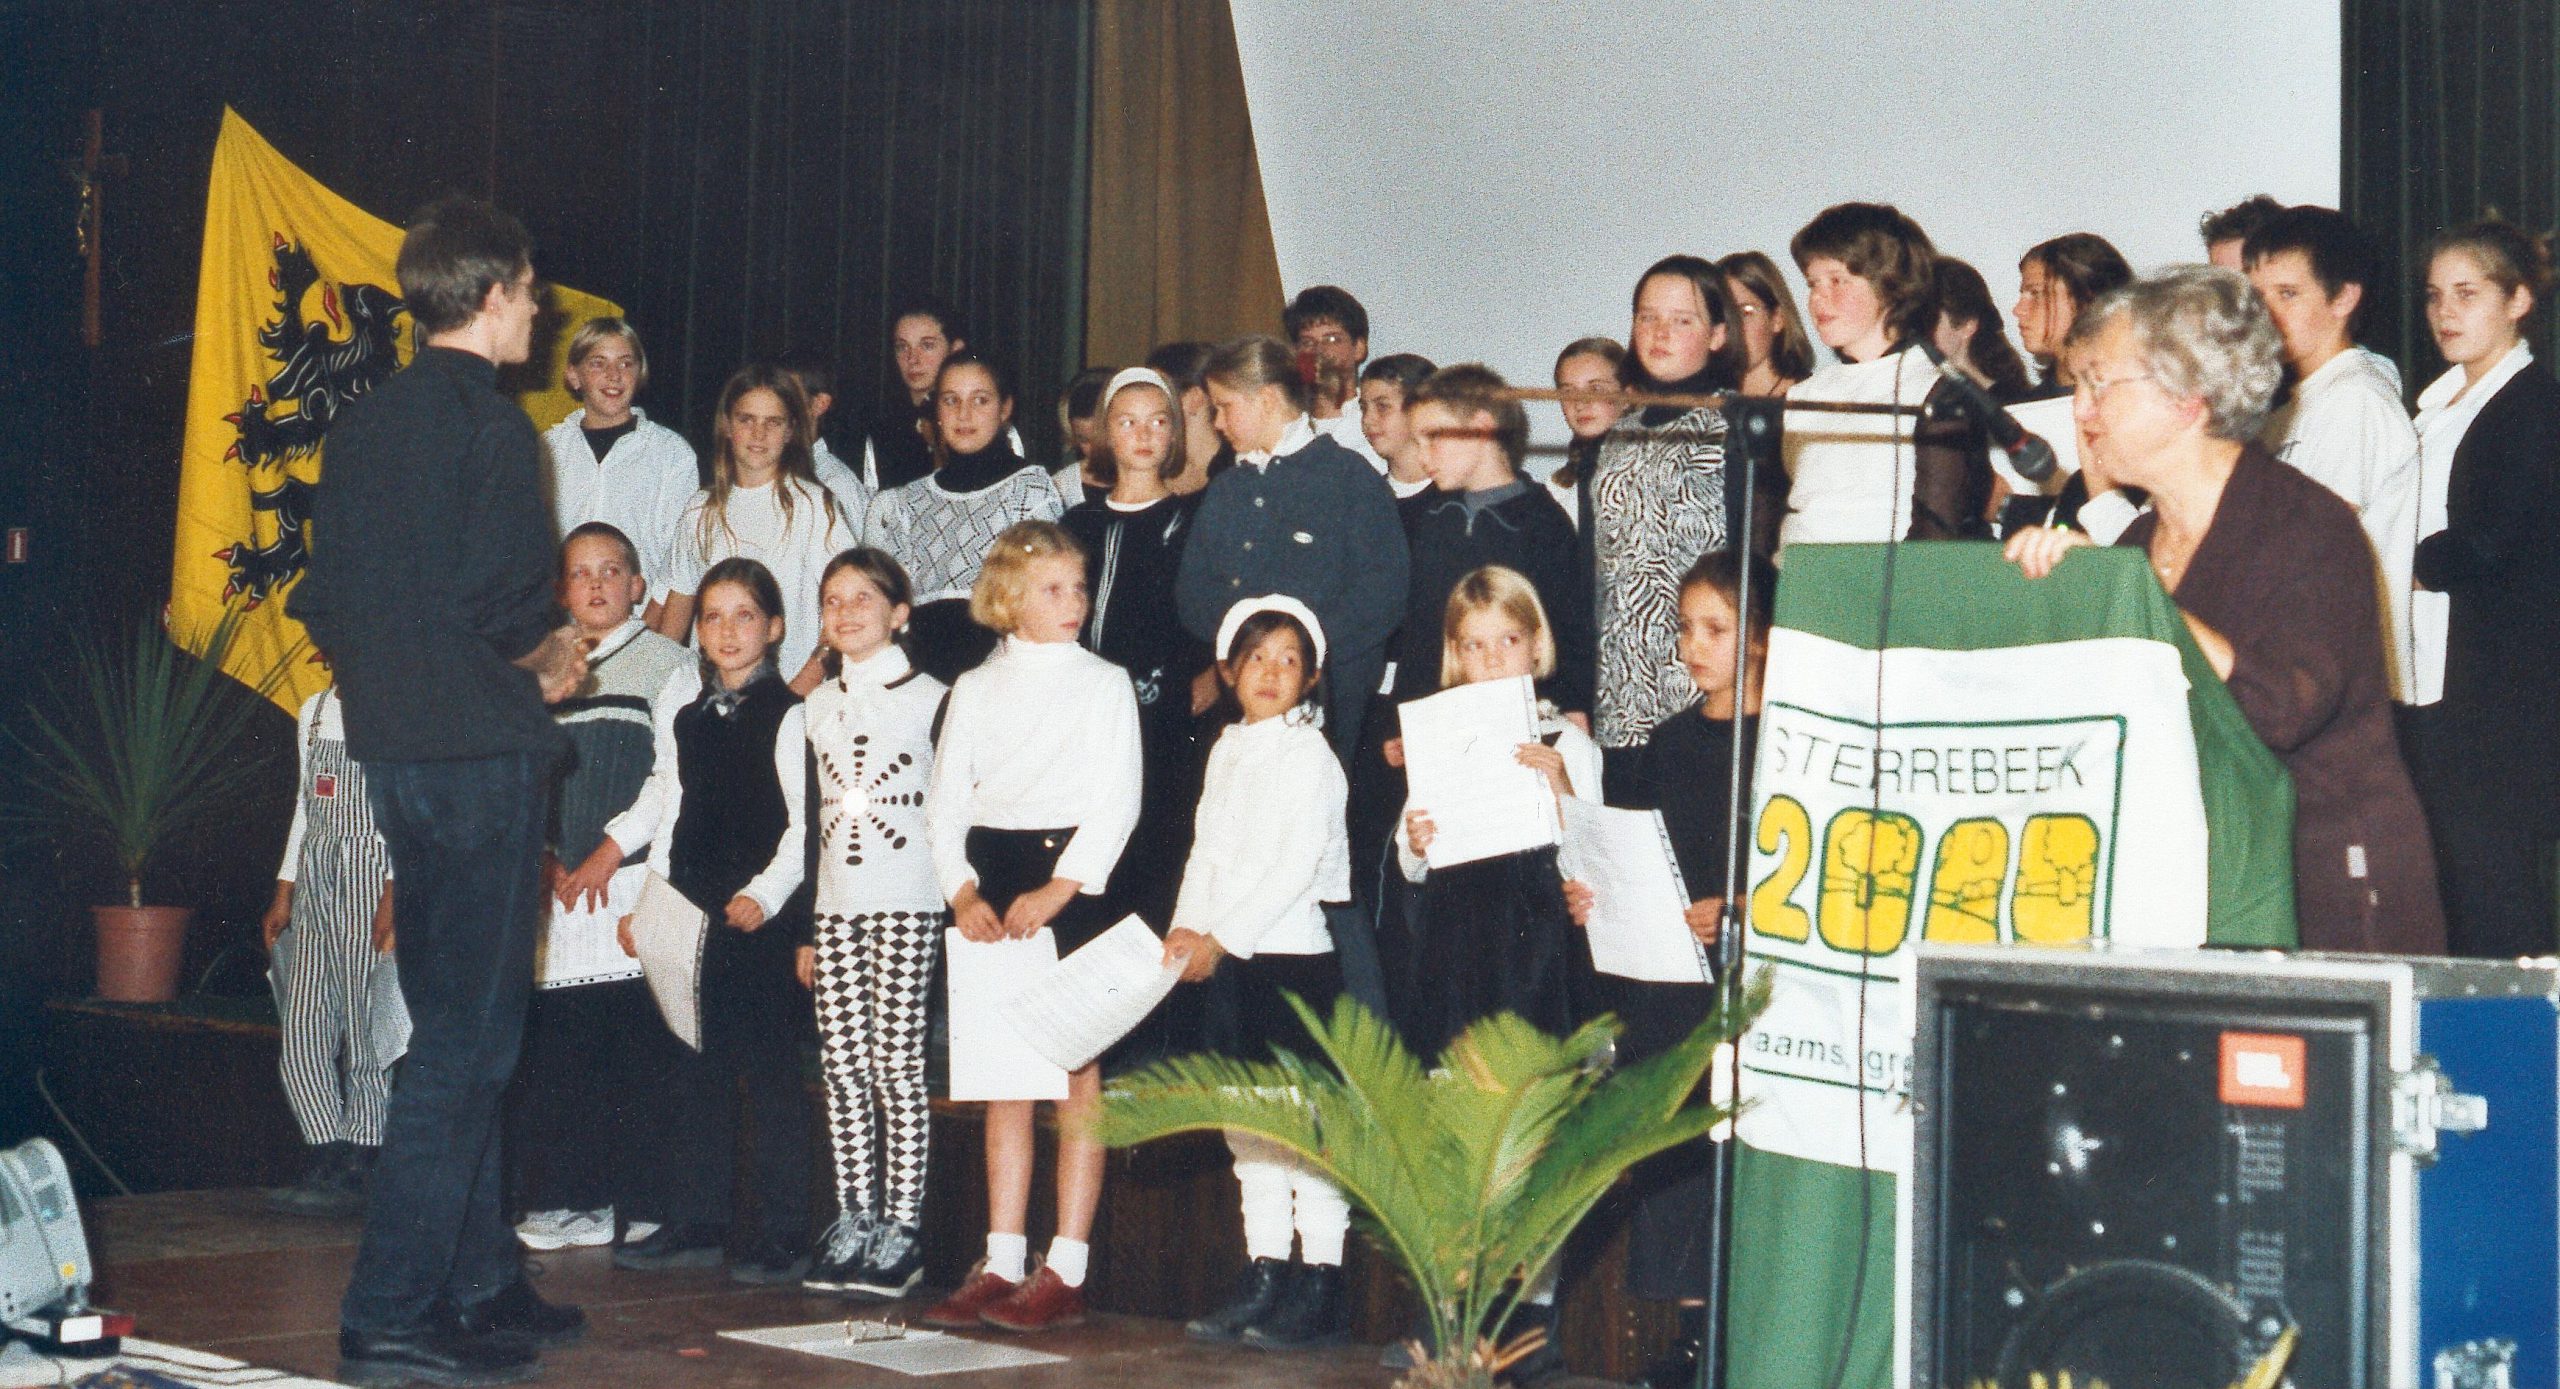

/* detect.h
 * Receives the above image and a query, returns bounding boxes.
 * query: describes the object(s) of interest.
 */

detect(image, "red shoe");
[920,1262,1019,1328]
[978,1263,1086,1332]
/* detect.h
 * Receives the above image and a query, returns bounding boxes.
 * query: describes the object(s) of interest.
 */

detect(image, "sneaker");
[978,1263,1086,1333]
[1185,1257,1289,1342]
[612,1221,725,1271]
[514,1210,575,1251]
[801,1211,881,1294]
[728,1239,812,1286]
[919,1262,1019,1329]
[549,1209,615,1249]
[268,1144,364,1219]
[850,1220,925,1300]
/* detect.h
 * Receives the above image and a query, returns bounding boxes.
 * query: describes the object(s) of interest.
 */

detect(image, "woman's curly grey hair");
[2068,265,2285,442]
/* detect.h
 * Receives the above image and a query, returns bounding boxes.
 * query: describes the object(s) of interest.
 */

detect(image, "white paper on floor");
[720,1320,1068,1376]
[0,1336,350,1388]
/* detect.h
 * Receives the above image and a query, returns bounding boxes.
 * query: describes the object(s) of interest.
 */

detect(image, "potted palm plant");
[7,605,295,1002]
[1100,978,1767,1389]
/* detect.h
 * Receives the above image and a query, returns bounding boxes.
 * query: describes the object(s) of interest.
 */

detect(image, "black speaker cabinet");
[1912,945,2557,1389]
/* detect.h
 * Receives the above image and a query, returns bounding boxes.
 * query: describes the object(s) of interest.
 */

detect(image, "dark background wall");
[2343,1,2559,387]
[0,0,1090,1044]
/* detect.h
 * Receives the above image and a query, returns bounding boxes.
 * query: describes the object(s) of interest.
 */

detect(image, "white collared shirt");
[2408,341,2535,706]
[543,408,700,594]
[1239,415,1321,470]
[2273,346,2423,701]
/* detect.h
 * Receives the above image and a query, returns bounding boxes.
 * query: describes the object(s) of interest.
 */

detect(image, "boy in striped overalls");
[261,682,396,1217]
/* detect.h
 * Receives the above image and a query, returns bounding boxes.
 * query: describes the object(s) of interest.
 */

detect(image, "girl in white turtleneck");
[799,548,948,1300]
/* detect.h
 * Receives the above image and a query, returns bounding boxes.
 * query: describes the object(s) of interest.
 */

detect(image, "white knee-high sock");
[1227,1130,1298,1262]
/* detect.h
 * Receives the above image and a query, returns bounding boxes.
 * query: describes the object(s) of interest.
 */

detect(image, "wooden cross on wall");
[66,109,128,348]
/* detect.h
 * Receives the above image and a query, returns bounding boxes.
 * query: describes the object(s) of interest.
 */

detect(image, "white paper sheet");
[631,871,708,1050]
[538,863,648,989]
[0,1337,351,1389]
[946,929,1069,1101]
[1558,798,1708,984]
[1994,394,2083,494]
[1004,915,1183,1071]
[1399,673,1558,869]
[718,1321,1066,1376]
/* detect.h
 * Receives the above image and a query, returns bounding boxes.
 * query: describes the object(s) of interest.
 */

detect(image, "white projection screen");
[1231,0,2340,462]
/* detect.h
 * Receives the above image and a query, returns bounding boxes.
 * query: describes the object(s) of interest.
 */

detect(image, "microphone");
[1925,350,2058,483]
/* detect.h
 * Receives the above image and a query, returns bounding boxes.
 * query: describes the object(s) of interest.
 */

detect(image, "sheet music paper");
[718,1322,1066,1376]
[365,953,410,1068]
[630,871,708,1050]
[1005,915,1183,1071]
[538,863,648,989]
[1558,798,1708,983]
[946,929,1069,1100]
[1400,673,1559,869]
[1995,395,2082,494]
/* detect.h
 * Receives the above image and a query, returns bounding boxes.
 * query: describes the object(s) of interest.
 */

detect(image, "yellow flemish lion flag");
[171,107,621,711]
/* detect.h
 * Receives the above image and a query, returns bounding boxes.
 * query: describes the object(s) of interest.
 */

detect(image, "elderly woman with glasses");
[2006,266,2446,956]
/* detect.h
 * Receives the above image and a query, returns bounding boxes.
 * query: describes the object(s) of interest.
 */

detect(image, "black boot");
[1185,1257,1290,1343]
[453,1278,588,1350]
[1241,1261,1348,1350]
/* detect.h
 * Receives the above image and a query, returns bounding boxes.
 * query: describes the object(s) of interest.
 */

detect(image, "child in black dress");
[1569,548,1773,1389]
[598,557,817,1283]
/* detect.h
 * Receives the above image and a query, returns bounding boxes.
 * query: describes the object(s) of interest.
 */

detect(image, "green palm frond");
[2,604,297,904]
[1101,971,1770,1382]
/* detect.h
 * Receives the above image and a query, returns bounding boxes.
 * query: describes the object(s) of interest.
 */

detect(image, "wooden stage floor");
[76,1189,1624,1388]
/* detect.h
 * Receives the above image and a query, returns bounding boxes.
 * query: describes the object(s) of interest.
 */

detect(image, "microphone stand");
[1503,382,1925,1389]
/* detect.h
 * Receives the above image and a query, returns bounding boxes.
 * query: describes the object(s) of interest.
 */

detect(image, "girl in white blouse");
[1161,595,1355,1351]
[920,521,1142,1334]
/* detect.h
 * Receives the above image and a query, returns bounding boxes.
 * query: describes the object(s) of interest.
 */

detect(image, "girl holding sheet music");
[1160,595,1355,1352]
[1566,548,1772,1389]
[596,556,817,1284]
[1395,566,1605,1058]
[799,549,949,1301]
[921,520,1142,1335]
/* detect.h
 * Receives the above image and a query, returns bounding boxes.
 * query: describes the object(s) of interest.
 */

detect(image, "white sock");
[1046,1236,1090,1288]
[1229,1132,1298,1261]
[1526,1263,1558,1306]
[1292,1170,1351,1267]
[985,1232,1028,1282]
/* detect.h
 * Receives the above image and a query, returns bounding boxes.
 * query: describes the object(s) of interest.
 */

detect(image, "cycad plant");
[6,605,294,907]
[1098,974,1769,1388]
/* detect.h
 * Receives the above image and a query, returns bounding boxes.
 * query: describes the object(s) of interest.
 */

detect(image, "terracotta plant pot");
[92,905,194,1003]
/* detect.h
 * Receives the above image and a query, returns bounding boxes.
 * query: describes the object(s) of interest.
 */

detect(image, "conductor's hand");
[2003,524,2093,580]
[261,881,294,950]
[1562,879,1595,928]
[724,895,767,932]
[1685,897,1725,948]
[515,624,592,705]
[1163,927,1224,983]
[1002,877,1080,940]
[952,884,1004,943]
[560,839,622,911]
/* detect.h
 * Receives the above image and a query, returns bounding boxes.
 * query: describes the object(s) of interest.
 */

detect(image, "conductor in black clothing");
[2407,219,2560,958]
[290,196,591,1387]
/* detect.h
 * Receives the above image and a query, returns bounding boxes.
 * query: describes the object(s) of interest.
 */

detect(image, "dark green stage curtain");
[489,0,1091,465]
[2343,0,2558,389]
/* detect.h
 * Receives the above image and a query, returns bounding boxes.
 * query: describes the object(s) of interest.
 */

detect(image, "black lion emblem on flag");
[218,235,405,603]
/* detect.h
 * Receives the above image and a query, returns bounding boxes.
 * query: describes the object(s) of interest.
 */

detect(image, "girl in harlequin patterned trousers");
[797,548,950,1299]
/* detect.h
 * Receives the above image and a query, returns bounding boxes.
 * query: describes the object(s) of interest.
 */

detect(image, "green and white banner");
[1725,543,2296,1389]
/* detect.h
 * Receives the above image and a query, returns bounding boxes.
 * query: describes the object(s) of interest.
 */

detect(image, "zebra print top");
[1588,406,1729,749]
